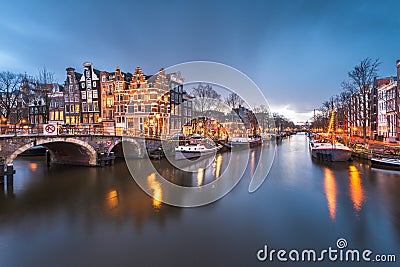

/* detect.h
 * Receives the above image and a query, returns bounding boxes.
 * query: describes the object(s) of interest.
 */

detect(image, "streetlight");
[1,117,7,134]
[97,117,103,135]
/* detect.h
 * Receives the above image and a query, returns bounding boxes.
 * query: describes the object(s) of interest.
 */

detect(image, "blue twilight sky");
[1,0,400,123]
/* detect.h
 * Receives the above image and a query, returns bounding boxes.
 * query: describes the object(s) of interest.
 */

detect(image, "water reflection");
[196,168,204,186]
[324,168,337,220]
[106,189,118,210]
[213,154,223,179]
[147,172,162,210]
[29,163,38,172]
[348,165,365,213]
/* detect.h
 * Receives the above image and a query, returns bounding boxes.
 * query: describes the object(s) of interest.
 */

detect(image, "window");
[102,76,106,82]
[138,94,142,100]
[145,105,151,113]
[75,104,80,112]
[93,81,96,87]
[82,91,86,99]
[138,105,142,112]
[82,103,88,112]
[87,82,92,89]
[128,106,134,113]
[117,75,120,81]
[66,105,70,113]
[81,82,85,88]
[92,90,98,99]
[71,104,74,112]
[93,101,99,111]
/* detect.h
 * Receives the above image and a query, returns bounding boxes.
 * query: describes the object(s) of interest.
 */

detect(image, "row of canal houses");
[40,62,193,136]
[346,59,400,141]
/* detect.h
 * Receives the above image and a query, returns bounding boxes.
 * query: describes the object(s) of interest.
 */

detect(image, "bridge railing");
[0,124,138,137]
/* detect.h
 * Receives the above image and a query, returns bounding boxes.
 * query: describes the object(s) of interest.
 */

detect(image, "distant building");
[79,62,101,124]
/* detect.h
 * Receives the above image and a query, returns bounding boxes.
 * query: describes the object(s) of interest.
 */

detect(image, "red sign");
[106,140,112,147]
[43,124,57,135]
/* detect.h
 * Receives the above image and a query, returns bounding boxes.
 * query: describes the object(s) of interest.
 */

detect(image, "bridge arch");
[109,138,143,158]
[6,138,98,166]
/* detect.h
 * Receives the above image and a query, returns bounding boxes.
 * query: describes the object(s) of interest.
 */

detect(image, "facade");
[125,68,170,136]
[64,68,81,125]
[168,72,184,134]
[112,67,131,133]
[374,78,395,140]
[28,83,60,125]
[48,91,65,124]
[99,70,118,134]
[79,62,101,124]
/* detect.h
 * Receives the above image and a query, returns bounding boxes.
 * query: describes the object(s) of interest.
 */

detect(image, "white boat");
[309,108,352,162]
[175,143,221,160]
[371,157,400,171]
[310,140,352,161]
[175,136,222,160]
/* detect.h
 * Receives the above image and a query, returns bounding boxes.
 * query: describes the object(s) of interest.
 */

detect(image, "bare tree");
[191,83,221,116]
[347,58,380,140]
[0,71,24,121]
[33,67,56,123]
[225,92,244,110]
[254,104,273,133]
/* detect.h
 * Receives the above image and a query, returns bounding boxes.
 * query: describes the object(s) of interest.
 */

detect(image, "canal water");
[0,134,399,266]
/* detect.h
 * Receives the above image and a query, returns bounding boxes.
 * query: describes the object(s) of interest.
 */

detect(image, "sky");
[1,0,400,123]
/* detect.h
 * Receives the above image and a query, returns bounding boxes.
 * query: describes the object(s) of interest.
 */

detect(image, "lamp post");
[1,117,7,134]
[97,117,103,135]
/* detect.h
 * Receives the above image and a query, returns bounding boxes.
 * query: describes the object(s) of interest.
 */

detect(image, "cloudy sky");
[1,0,399,123]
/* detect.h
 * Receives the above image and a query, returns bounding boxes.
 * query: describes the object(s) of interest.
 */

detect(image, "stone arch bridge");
[0,135,162,167]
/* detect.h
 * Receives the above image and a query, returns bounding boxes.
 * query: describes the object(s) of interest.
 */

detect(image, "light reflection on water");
[324,168,337,220]
[349,165,365,212]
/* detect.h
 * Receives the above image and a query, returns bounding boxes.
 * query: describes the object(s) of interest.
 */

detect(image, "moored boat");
[371,157,400,171]
[310,141,352,161]
[175,143,222,160]
[230,136,262,149]
[309,108,352,162]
